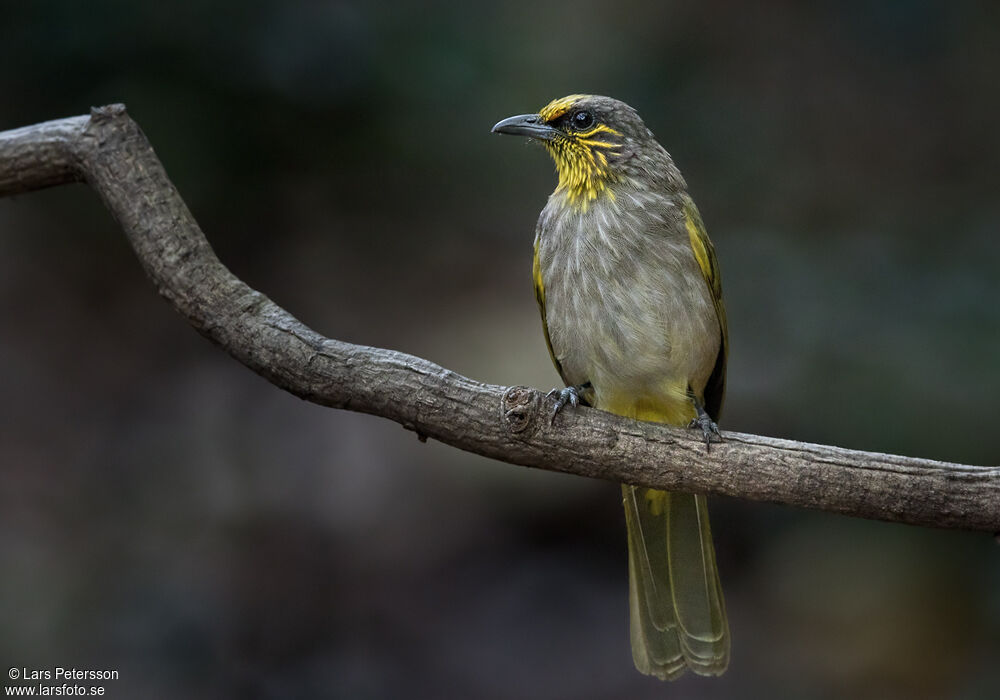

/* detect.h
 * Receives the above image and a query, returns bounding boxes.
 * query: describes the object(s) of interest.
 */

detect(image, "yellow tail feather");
[623,486,730,679]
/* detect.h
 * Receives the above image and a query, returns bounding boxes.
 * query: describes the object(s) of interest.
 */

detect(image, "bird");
[491,95,729,680]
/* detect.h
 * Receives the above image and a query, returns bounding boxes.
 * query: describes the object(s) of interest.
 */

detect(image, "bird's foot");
[546,384,584,425]
[689,404,723,452]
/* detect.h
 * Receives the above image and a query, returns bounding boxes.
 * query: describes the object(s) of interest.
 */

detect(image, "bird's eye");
[572,110,594,130]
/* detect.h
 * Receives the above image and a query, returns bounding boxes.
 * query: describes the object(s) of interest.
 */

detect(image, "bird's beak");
[491,113,560,141]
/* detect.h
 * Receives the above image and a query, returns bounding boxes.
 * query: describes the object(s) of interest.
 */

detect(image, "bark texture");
[2,105,998,532]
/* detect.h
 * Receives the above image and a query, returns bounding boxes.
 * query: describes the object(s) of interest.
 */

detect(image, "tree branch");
[2,105,997,533]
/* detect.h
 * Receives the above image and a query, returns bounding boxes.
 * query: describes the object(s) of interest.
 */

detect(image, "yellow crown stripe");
[538,94,590,122]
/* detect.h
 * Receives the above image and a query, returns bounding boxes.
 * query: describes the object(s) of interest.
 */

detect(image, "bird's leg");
[688,396,722,451]
[546,381,591,424]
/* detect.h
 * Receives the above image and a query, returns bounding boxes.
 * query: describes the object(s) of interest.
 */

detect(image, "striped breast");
[535,184,721,420]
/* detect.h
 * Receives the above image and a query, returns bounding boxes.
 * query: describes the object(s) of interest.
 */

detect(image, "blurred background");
[2,2,999,698]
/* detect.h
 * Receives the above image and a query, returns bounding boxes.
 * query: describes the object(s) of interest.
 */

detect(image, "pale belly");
[537,207,720,424]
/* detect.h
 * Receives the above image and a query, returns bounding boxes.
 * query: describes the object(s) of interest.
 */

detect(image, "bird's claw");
[547,386,580,424]
[689,411,722,452]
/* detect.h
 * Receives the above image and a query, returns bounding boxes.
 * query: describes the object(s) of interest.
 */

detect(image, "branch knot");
[90,104,128,123]
[500,386,542,438]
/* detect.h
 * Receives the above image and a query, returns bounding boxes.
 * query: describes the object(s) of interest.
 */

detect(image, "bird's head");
[492,94,676,208]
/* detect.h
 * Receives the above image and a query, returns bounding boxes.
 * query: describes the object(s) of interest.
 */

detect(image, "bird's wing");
[681,196,728,422]
[533,228,573,389]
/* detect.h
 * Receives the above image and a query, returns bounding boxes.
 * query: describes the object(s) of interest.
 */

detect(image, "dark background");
[2,2,999,698]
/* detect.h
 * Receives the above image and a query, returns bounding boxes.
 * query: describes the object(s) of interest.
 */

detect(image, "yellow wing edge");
[682,196,728,421]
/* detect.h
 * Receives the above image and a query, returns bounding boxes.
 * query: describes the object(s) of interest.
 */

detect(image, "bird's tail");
[622,485,730,679]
